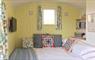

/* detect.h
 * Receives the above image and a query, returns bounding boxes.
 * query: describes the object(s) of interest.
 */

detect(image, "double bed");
[9,40,95,60]
[34,47,82,60]
[9,47,82,60]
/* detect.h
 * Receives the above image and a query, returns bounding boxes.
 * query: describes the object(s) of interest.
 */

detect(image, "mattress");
[34,47,83,60]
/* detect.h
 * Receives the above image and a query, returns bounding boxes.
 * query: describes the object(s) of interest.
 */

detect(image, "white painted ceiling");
[12,0,86,9]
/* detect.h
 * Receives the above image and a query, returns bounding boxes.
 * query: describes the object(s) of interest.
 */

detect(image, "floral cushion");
[22,37,33,48]
[63,38,76,52]
[42,35,54,47]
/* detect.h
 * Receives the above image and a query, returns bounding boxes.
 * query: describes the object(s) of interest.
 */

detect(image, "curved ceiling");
[12,0,86,9]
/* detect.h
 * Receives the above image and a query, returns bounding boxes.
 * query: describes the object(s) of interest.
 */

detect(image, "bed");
[34,40,95,60]
[34,47,83,60]
[9,40,95,60]
[9,34,95,60]
[9,47,83,60]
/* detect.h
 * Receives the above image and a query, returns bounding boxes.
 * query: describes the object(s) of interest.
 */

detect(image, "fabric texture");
[33,34,43,48]
[80,48,95,60]
[22,37,33,48]
[9,48,37,60]
[33,34,63,48]
[56,6,62,30]
[62,39,67,47]
[54,35,62,47]
[34,48,82,60]
[42,35,54,47]
[37,6,42,30]
[0,0,8,60]
[63,38,76,52]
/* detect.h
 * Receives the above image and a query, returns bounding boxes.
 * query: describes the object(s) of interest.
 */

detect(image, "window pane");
[42,9,56,25]
[0,0,1,4]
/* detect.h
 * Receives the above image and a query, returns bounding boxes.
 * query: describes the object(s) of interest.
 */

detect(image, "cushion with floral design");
[42,35,54,47]
[63,38,76,52]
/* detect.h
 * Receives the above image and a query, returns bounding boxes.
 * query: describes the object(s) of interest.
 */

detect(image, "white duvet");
[34,47,82,60]
[72,40,95,60]
[34,40,95,60]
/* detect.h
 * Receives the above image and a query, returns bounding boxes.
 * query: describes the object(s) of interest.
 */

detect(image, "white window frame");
[42,9,57,25]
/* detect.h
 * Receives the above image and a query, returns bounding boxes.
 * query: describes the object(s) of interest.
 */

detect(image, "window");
[87,14,95,22]
[87,14,92,22]
[42,9,56,25]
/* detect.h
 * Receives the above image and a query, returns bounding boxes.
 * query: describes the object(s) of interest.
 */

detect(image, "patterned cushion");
[54,35,62,47]
[62,39,67,47]
[22,37,33,48]
[33,34,43,48]
[42,35,54,47]
[63,38,76,52]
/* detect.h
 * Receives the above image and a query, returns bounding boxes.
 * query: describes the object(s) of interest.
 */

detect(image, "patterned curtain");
[0,0,8,60]
[37,6,42,30]
[56,6,62,30]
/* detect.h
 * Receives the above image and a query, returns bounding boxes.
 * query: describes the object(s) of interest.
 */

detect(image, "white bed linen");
[72,40,95,55]
[72,40,95,60]
[34,47,83,60]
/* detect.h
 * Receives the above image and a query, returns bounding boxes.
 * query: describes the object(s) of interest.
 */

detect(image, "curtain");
[37,6,42,30]
[56,6,62,30]
[0,0,8,60]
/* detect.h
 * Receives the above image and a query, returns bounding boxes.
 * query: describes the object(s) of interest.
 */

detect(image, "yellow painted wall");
[5,0,16,55]
[14,2,81,48]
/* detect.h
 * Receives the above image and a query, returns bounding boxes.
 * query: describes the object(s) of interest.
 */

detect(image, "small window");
[42,9,56,25]
[87,14,95,22]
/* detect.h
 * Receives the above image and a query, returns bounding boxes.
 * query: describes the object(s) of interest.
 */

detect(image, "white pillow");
[22,37,33,48]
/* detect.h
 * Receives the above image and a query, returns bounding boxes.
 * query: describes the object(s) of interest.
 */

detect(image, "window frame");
[42,8,57,25]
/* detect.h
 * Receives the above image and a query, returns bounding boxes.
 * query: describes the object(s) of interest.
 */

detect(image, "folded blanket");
[9,48,37,60]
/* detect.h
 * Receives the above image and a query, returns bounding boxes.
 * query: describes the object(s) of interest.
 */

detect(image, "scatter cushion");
[63,38,76,52]
[42,35,54,47]
[33,34,43,48]
[22,37,33,48]
[54,35,62,47]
